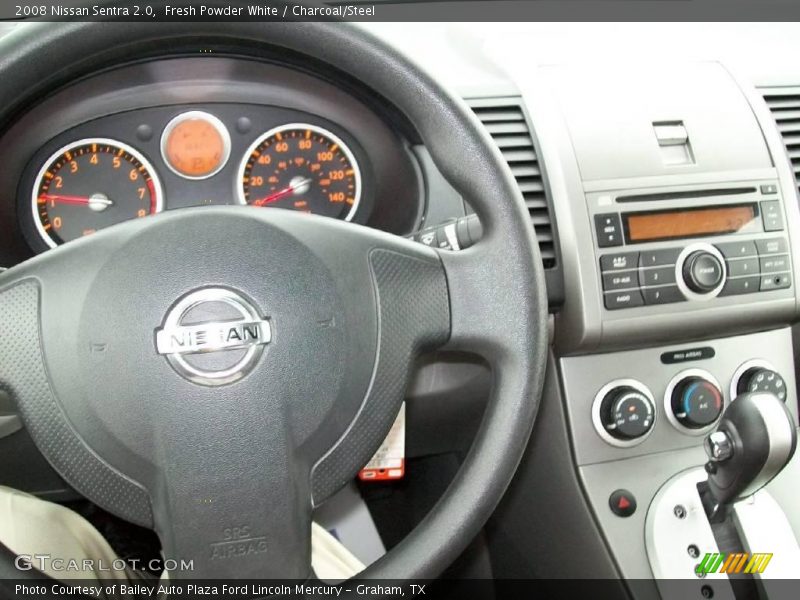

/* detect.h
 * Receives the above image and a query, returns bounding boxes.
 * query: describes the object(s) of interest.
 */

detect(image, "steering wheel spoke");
[0,259,155,527]
[439,231,546,365]
[309,241,451,505]
[152,409,313,580]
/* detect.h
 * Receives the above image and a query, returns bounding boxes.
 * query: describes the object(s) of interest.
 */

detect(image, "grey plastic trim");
[518,62,799,355]
[560,328,798,467]
[0,415,21,438]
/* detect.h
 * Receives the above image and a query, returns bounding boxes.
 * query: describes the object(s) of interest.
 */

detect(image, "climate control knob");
[669,374,723,430]
[735,367,787,403]
[599,387,655,441]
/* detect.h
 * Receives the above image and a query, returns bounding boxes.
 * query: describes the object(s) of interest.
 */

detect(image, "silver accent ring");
[30,137,164,249]
[160,110,231,180]
[235,122,362,222]
[663,368,724,436]
[729,359,779,402]
[591,378,657,448]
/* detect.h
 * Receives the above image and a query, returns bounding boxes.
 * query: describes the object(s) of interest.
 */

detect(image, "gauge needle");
[253,177,312,206]
[40,194,94,205]
[40,193,113,212]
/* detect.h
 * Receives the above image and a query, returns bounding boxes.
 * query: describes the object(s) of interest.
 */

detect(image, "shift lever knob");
[703,391,796,520]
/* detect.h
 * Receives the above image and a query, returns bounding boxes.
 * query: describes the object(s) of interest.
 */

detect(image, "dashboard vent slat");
[484,121,530,135]
[779,131,800,145]
[469,98,556,269]
[526,197,549,210]
[511,165,542,179]
[773,109,800,122]
[764,90,800,201]
[763,96,800,110]
[493,135,536,150]
[501,149,538,164]
[517,179,544,193]
[470,106,526,123]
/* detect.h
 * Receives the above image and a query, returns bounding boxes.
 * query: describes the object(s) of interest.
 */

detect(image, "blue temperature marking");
[683,381,703,414]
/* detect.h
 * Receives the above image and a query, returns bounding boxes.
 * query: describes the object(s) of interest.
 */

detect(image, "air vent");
[469,99,556,268]
[763,90,800,199]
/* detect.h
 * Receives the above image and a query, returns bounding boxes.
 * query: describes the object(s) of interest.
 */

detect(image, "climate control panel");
[591,364,788,447]
[572,330,797,461]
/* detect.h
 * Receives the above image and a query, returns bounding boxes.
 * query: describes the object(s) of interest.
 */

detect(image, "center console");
[521,60,800,593]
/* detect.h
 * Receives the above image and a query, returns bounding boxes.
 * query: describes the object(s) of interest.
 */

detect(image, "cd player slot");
[616,187,756,203]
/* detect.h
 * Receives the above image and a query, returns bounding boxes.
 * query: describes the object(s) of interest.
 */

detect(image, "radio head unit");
[590,182,792,311]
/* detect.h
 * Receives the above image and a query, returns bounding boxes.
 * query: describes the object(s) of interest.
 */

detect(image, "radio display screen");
[623,203,759,244]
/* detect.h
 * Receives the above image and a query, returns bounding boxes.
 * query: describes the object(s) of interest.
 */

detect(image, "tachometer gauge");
[32,138,163,248]
[237,123,361,221]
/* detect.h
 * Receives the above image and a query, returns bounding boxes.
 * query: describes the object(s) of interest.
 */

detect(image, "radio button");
[720,276,760,296]
[643,286,684,305]
[715,240,757,259]
[604,289,644,310]
[683,251,724,293]
[760,273,792,291]
[595,213,623,248]
[760,184,779,195]
[641,266,676,287]
[761,201,784,232]
[600,251,639,272]
[640,248,681,268]
[602,270,639,291]
[755,237,788,255]
[759,254,790,274]
[726,257,759,277]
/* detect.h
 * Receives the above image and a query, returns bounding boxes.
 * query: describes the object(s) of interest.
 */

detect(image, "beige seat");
[0,486,363,596]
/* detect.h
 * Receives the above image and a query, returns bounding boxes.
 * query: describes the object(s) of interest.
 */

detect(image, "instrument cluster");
[28,109,365,248]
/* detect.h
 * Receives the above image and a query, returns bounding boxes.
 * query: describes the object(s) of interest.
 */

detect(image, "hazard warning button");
[608,489,637,517]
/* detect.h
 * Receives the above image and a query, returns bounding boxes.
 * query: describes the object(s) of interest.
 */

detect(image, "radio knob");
[600,387,655,440]
[682,251,724,293]
[670,376,723,429]
[736,367,787,403]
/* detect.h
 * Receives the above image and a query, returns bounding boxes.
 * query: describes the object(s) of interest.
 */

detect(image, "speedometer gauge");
[32,138,163,248]
[237,124,361,221]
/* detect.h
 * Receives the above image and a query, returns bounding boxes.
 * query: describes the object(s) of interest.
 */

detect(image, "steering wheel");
[0,20,547,582]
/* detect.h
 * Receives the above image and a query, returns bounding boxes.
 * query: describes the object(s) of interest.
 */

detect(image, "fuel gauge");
[161,111,231,179]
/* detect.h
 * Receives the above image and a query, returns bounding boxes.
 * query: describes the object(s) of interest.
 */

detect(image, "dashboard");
[362,22,800,586]
[0,55,424,263]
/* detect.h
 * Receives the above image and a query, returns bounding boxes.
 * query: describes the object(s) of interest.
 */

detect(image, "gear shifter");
[700,391,797,522]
